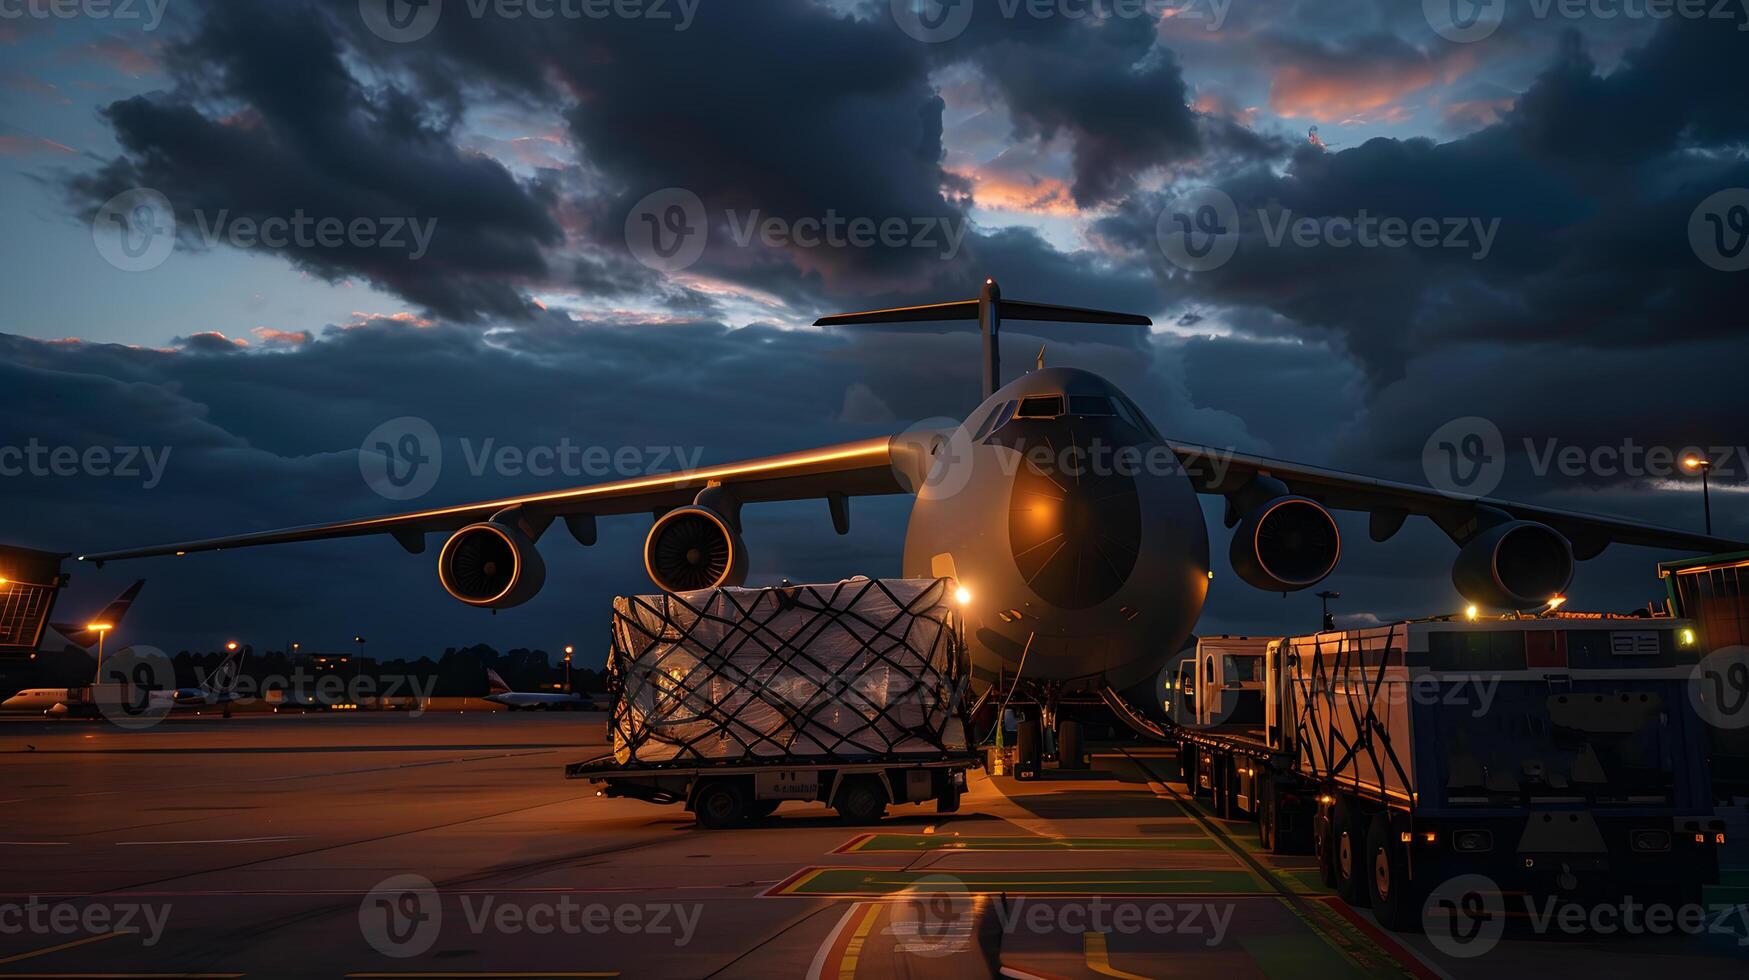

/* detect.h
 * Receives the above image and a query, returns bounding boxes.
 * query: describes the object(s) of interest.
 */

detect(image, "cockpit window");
[1016,394,1065,419]
[1067,395,1115,417]
[972,400,1015,441]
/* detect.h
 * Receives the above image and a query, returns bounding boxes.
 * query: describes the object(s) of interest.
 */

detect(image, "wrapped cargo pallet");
[608,577,969,766]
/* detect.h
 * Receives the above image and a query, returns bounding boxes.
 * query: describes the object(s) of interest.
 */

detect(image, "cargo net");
[608,577,970,766]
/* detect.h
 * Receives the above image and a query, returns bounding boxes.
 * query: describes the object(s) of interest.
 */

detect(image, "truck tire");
[1366,815,1424,932]
[1315,804,1338,887]
[835,776,888,824]
[1015,717,1042,776]
[1258,779,1279,853]
[1332,796,1370,907]
[745,799,781,821]
[937,778,962,814]
[1058,719,1086,770]
[694,780,750,829]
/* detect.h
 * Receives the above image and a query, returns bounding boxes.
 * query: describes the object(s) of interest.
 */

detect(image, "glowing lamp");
[955,586,973,605]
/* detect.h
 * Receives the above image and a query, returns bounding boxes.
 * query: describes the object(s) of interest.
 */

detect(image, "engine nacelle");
[1230,496,1341,592]
[1452,520,1574,609]
[645,506,748,593]
[438,522,547,609]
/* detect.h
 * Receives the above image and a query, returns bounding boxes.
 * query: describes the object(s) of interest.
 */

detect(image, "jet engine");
[438,522,547,609]
[1229,495,1341,593]
[645,505,748,593]
[1452,519,1574,609]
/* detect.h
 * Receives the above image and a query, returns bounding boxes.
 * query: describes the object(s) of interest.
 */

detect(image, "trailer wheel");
[694,780,750,829]
[1314,802,1337,887]
[1058,719,1086,771]
[1258,780,1279,853]
[1331,796,1370,908]
[936,778,962,814]
[835,776,888,824]
[1366,815,1424,931]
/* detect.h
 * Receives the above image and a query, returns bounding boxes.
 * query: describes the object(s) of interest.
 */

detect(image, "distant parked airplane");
[483,668,594,712]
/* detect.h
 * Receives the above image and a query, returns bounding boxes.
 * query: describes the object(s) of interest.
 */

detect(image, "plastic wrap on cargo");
[608,577,969,765]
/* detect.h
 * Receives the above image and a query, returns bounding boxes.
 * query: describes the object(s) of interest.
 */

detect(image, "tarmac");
[0,713,1745,978]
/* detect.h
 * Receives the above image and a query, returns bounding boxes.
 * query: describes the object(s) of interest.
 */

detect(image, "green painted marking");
[847,834,1215,853]
[784,867,1267,896]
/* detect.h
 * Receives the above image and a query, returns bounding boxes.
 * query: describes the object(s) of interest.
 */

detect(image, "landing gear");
[1057,718,1087,771]
[1015,716,1043,777]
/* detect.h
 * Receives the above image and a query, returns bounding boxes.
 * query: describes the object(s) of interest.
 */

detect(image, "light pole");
[88,622,114,685]
[1315,591,1341,632]
[563,645,575,695]
[1683,456,1713,536]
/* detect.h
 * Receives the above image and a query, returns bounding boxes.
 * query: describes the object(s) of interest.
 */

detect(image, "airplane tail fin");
[202,643,246,697]
[485,668,513,697]
[814,278,1152,399]
[55,580,145,651]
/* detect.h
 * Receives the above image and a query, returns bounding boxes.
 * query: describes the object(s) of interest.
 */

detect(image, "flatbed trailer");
[1171,618,1727,931]
[566,752,977,827]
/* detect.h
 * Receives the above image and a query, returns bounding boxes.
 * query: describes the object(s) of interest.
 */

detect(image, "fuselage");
[900,368,1211,692]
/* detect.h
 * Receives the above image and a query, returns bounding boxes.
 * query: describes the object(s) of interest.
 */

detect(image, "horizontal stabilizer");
[814,298,1151,327]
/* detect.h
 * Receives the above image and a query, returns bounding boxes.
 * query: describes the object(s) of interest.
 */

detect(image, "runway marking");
[1082,932,1148,980]
[835,834,1213,853]
[345,973,616,978]
[113,837,303,847]
[0,932,125,966]
[804,902,879,980]
[767,867,1264,898]
[1122,749,1439,980]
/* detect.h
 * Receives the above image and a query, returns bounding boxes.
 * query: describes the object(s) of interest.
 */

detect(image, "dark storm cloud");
[66,0,563,323]
[1106,13,1749,381]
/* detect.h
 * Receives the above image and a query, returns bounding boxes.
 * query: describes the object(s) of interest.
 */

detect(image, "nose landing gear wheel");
[1015,717,1043,778]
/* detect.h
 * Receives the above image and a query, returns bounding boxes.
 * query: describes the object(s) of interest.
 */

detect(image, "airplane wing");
[82,434,932,563]
[1169,441,1741,558]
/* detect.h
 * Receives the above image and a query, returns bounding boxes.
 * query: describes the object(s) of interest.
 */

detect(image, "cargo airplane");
[80,280,1741,763]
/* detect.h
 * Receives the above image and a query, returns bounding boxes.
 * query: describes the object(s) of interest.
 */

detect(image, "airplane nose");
[1009,453,1140,609]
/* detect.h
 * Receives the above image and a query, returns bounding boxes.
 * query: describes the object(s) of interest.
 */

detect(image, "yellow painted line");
[1083,933,1149,980]
[838,902,882,980]
[0,933,127,966]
